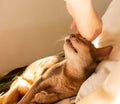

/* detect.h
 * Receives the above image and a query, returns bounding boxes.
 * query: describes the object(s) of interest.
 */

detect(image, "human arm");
[65,0,102,41]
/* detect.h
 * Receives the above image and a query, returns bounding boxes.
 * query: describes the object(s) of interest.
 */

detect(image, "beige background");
[0,0,112,74]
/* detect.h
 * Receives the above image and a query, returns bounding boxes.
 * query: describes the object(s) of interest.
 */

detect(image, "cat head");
[64,34,113,77]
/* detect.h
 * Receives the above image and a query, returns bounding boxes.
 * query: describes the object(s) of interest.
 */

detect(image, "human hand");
[65,0,102,41]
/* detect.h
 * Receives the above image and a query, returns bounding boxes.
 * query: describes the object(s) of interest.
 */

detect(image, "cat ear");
[95,46,113,61]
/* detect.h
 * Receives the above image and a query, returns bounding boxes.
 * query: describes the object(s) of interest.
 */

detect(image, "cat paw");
[31,91,49,104]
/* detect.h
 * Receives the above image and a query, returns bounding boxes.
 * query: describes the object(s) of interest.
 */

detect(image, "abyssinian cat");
[0,34,112,104]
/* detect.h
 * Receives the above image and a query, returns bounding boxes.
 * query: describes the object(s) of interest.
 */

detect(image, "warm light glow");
[17,77,31,88]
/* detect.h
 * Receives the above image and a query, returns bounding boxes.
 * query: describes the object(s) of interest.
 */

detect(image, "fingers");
[70,20,76,30]
[70,20,80,35]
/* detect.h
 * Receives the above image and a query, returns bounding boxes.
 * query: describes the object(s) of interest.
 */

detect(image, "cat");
[0,34,112,104]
